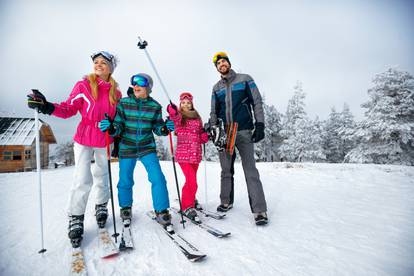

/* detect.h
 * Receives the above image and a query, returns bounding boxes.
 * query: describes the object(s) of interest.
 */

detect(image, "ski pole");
[137,36,171,102]
[168,131,185,229]
[203,144,208,210]
[104,114,119,242]
[34,106,47,254]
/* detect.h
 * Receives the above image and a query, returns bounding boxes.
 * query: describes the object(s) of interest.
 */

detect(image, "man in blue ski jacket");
[209,52,268,226]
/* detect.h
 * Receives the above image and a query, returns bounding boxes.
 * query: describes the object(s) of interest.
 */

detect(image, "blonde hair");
[87,73,118,105]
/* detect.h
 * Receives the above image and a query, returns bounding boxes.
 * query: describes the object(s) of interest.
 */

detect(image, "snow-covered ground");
[0,162,413,276]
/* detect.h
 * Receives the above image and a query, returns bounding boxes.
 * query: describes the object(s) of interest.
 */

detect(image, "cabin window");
[12,151,22,160]
[3,151,12,160]
[25,150,31,160]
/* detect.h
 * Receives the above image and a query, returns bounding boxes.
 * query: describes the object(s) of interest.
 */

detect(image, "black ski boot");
[95,202,108,228]
[217,203,233,212]
[155,209,174,233]
[68,215,84,248]
[254,212,268,226]
[120,207,132,227]
[183,207,201,224]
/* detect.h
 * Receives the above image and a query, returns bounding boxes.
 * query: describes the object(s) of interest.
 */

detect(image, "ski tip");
[189,254,207,262]
[102,251,119,259]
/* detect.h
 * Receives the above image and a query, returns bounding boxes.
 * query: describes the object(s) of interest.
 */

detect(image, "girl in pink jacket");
[167,92,209,223]
[27,51,122,248]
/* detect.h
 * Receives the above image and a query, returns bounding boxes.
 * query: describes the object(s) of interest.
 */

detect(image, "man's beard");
[218,66,230,75]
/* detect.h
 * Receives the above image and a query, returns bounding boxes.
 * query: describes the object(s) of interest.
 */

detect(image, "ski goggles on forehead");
[130,74,149,87]
[180,93,193,101]
[91,51,114,62]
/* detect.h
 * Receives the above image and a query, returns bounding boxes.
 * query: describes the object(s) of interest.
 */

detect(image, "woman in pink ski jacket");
[27,51,122,248]
[167,92,209,223]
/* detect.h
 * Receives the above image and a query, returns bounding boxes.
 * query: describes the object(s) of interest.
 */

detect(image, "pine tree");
[279,83,325,162]
[323,107,343,162]
[338,103,356,160]
[254,96,282,161]
[304,116,326,162]
[345,68,414,165]
[155,136,170,160]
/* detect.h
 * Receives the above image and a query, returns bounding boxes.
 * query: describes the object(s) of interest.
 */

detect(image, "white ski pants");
[67,143,110,216]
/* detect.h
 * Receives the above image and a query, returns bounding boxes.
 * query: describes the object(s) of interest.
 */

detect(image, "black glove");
[111,136,121,158]
[27,89,55,115]
[252,122,265,143]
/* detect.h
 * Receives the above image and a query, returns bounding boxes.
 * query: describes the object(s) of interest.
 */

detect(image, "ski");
[146,211,206,262]
[119,224,134,251]
[175,199,225,220]
[198,208,226,220]
[69,247,88,276]
[98,228,119,258]
[171,207,231,238]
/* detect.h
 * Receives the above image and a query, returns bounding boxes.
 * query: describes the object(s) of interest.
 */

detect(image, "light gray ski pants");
[67,143,110,216]
[218,130,267,213]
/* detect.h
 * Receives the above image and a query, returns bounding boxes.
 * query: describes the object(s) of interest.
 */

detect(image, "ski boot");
[194,199,203,211]
[254,212,268,226]
[95,202,108,228]
[120,207,132,227]
[183,207,201,224]
[68,214,84,248]
[217,203,233,212]
[155,209,174,233]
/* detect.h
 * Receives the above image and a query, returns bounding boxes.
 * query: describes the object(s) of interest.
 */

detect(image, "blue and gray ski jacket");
[210,69,264,130]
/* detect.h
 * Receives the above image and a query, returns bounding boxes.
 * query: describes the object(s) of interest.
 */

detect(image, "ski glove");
[27,89,55,115]
[98,118,115,134]
[166,102,178,116]
[160,119,175,135]
[166,119,175,131]
[252,122,265,143]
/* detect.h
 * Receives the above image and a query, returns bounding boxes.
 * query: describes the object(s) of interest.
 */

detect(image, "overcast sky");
[1,0,413,143]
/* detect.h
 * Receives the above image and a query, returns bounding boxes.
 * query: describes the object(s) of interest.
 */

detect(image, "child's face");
[180,99,193,112]
[133,86,148,99]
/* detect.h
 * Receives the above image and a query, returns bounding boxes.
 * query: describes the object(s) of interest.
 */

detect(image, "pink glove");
[167,102,178,116]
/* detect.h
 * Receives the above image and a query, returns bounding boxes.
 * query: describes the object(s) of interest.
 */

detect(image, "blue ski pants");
[118,153,170,212]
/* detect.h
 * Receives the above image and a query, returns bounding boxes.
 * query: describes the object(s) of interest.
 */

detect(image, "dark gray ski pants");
[218,130,267,213]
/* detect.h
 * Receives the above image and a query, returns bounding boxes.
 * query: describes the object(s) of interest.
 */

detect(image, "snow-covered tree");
[254,96,282,162]
[279,82,325,162]
[304,116,326,162]
[323,107,344,162]
[345,68,414,165]
[155,136,170,160]
[51,141,74,166]
[337,103,357,159]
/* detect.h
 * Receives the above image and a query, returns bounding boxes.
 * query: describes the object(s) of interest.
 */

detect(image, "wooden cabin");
[0,117,57,173]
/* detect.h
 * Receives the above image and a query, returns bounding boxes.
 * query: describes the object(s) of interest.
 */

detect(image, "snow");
[0,162,413,276]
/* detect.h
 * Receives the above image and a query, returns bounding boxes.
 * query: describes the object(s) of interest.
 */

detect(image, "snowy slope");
[0,162,413,276]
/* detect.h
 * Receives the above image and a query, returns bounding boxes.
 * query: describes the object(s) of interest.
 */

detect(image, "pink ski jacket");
[169,109,209,164]
[52,77,122,148]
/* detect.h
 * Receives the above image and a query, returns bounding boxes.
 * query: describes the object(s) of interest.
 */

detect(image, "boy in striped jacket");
[99,73,175,231]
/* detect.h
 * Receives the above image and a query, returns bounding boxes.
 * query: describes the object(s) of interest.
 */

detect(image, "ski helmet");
[213,52,231,67]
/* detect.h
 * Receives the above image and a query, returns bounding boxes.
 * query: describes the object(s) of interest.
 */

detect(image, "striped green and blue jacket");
[112,93,167,158]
